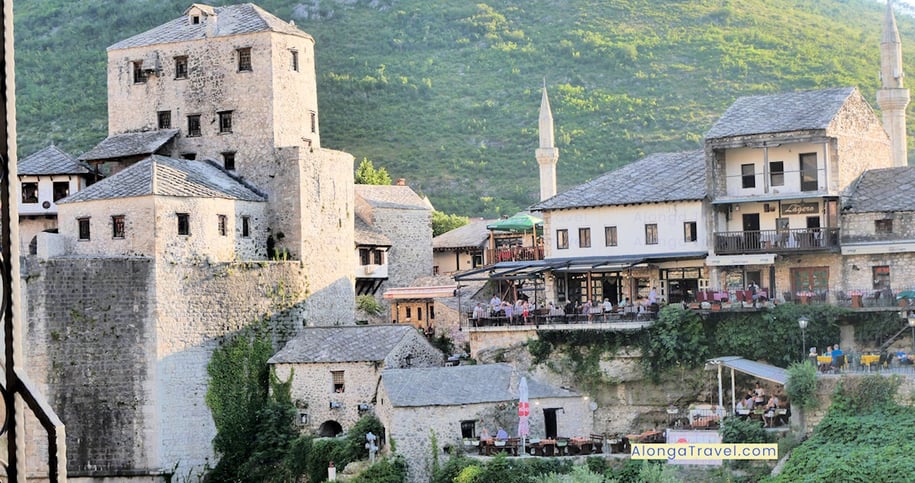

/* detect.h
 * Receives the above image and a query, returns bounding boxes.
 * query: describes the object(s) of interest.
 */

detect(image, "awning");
[711,194,835,205]
[382,285,457,300]
[707,356,788,385]
[549,256,645,273]
[841,241,915,256]
[705,254,776,266]
[454,261,554,281]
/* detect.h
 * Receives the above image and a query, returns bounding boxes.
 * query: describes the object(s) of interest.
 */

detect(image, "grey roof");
[355,214,392,246]
[433,218,493,250]
[268,325,421,364]
[383,363,578,407]
[108,3,311,51]
[531,150,706,211]
[355,185,432,211]
[705,87,856,140]
[79,130,179,162]
[18,145,90,176]
[59,155,265,203]
[843,167,915,213]
[708,356,788,385]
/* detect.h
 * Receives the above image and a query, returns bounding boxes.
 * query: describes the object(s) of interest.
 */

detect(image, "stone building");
[377,363,590,483]
[269,325,443,436]
[16,145,91,254]
[433,218,493,275]
[22,3,356,479]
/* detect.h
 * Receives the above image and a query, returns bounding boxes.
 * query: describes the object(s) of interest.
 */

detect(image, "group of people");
[478,427,509,441]
[471,296,534,324]
[809,344,845,372]
[735,382,786,427]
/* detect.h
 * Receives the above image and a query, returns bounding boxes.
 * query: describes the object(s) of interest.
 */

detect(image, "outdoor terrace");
[714,227,839,255]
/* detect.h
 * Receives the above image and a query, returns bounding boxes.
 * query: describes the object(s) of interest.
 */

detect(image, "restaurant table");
[816,355,832,371]
[860,354,880,370]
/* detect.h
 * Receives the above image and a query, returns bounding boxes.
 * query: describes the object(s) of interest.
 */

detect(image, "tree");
[355,158,393,185]
[432,210,469,236]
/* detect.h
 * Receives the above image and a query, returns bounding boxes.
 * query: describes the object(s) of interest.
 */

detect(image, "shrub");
[785,361,818,410]
[350,455,408,483]
[357,294,384,316]
[720,417,768,444]
[641,306,708,382]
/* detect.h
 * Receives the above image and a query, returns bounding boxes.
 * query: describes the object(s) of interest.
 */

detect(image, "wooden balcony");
[485,246,544,264]
[714,228,839,255]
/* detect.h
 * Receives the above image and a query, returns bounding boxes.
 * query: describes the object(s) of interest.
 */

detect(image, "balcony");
[714,228,839,255]
[485,246,544,264]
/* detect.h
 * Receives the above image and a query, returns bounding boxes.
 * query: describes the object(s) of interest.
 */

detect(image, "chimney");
[395,178,406,186]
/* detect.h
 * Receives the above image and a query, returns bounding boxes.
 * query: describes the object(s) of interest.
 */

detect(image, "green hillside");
[12,0,910,217]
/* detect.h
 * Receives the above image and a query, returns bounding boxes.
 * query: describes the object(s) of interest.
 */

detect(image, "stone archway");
[318,420,343,437]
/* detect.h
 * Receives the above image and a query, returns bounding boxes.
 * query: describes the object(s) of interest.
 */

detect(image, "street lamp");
[907,311,915,354]
[798,316,809,362]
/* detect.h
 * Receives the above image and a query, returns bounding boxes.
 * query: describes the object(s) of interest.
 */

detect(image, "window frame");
[241,216,250,238]
[174,56,188,79]
[218,214,227,237]
[78,217,91,241]
[741,163,756,189]
[157,110,172,130]
[218,110,233,134]
[237,47,252,72]
[604,226,618,247]
[331,370,345,393]
[21,182,38,204]
[578,227,591,248]
[556,229,569,250]
[132,60,147,84]
[177,213,190,236]
[290,50,299,71]
[112,215,125,239]
[53,181,70,202]
[187,114,202,137]
[222,152,236,171]
[799,153,818,192]
[645,223,659,245]
[683,221,697,242]
[769,161,784,187]
[875,219,893,234]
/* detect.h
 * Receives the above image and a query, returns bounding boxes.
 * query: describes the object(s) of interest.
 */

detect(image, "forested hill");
[13,0,913,217]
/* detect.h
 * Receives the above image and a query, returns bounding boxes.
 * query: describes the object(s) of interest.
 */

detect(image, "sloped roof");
[108,3,311,51]
[79,130,179,162]
[59,155,265,203]
[705,87,856,140]
[355,214,392,246]
[18,145,90,176]
[355,185,432,211]
[531,150,706,211]
[843,167,915,213]
[383,363,578,407]
[708,356,788,385]
[268,325,423,364]
[433,218,493,250]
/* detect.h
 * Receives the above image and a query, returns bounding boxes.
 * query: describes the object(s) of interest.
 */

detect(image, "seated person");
[479,428,490,441]
[496,427,508,440]
[831,344,845,369]
[745,392,756,410]
[899,351,913,365]
[764,395,780,426]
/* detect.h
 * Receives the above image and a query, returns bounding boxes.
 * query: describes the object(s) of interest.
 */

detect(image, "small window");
[112,215,125,239]
[332,370,345,393]
[684,221,697,242]
[373,249,383,265]
[158,110,171,129]
[237,47,252,72]
[578,227,591,248]
[177,213,190,236]
[800,153,818,192]
[181,153,196,160]
[241,216,250,237]
[405,307,412,319]
[290,50,299,71]
[604,226,617,246]
[53,181,69,201]
[78,217,91,241]
[133,61,147,83]
[222,152,236,170]
[741,163,755,189]
[556,229,569,249]
[218,215,227,236]
[873,265,891,290]
[460,420,477,439]
[310,111,317,134]
[645,224,659,245]
[191,15,200,25]
[359,248,370,266]
[430,304,435,320]
[174,56,188,79]
[769,161,784,187]
[187,114,201,137]
[21,182,38,203]
[218,111,233,133]
[875,219,893,234]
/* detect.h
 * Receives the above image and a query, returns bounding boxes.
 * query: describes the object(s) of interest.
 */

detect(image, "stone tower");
[877,0,910,167]
[535,84,559,201]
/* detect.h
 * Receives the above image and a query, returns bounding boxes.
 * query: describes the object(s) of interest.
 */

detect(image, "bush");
[720,417,768,444]
[357,294,384,316]
[785,361,818,411]
[350,455,408,483]
[641,306,708,382]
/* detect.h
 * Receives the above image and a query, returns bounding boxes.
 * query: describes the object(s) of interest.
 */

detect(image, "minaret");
[877,0,910,167]
[536,84,559,201]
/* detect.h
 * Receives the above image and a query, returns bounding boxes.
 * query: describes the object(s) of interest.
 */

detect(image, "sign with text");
[780,201,819,216]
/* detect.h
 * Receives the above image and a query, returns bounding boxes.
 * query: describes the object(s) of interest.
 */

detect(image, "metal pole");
[802,327,806,362]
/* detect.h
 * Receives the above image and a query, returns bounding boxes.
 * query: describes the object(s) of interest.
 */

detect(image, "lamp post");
[907,311,915,354]
[798,316,809,362]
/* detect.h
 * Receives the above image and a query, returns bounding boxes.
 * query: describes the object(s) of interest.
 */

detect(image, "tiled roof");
[843,167,915,213]
[58,155,265,203]
[355,185,432,211]
[78,130,179,162]
[382,364,578,407]
[433,218,493,250]
[18,145,90,176]
[108,3,311,51]
[268,325,421,364]
[355,214,392,246]
[531,150,706,211]
[705,87,856,140]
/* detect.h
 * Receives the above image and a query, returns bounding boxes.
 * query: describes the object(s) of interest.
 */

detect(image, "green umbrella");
[896,290,915,300]
[486,214,543,233]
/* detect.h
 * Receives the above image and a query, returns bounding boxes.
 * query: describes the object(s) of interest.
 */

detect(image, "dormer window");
[191,15,200,24]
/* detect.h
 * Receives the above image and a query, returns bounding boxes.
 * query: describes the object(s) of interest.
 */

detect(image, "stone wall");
[842,210,915,243]
[23,257,311,478]
[829,91,893,190]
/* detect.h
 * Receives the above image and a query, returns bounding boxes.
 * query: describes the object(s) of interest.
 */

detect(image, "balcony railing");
[486,246,544,264]
[714,228,839,255]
